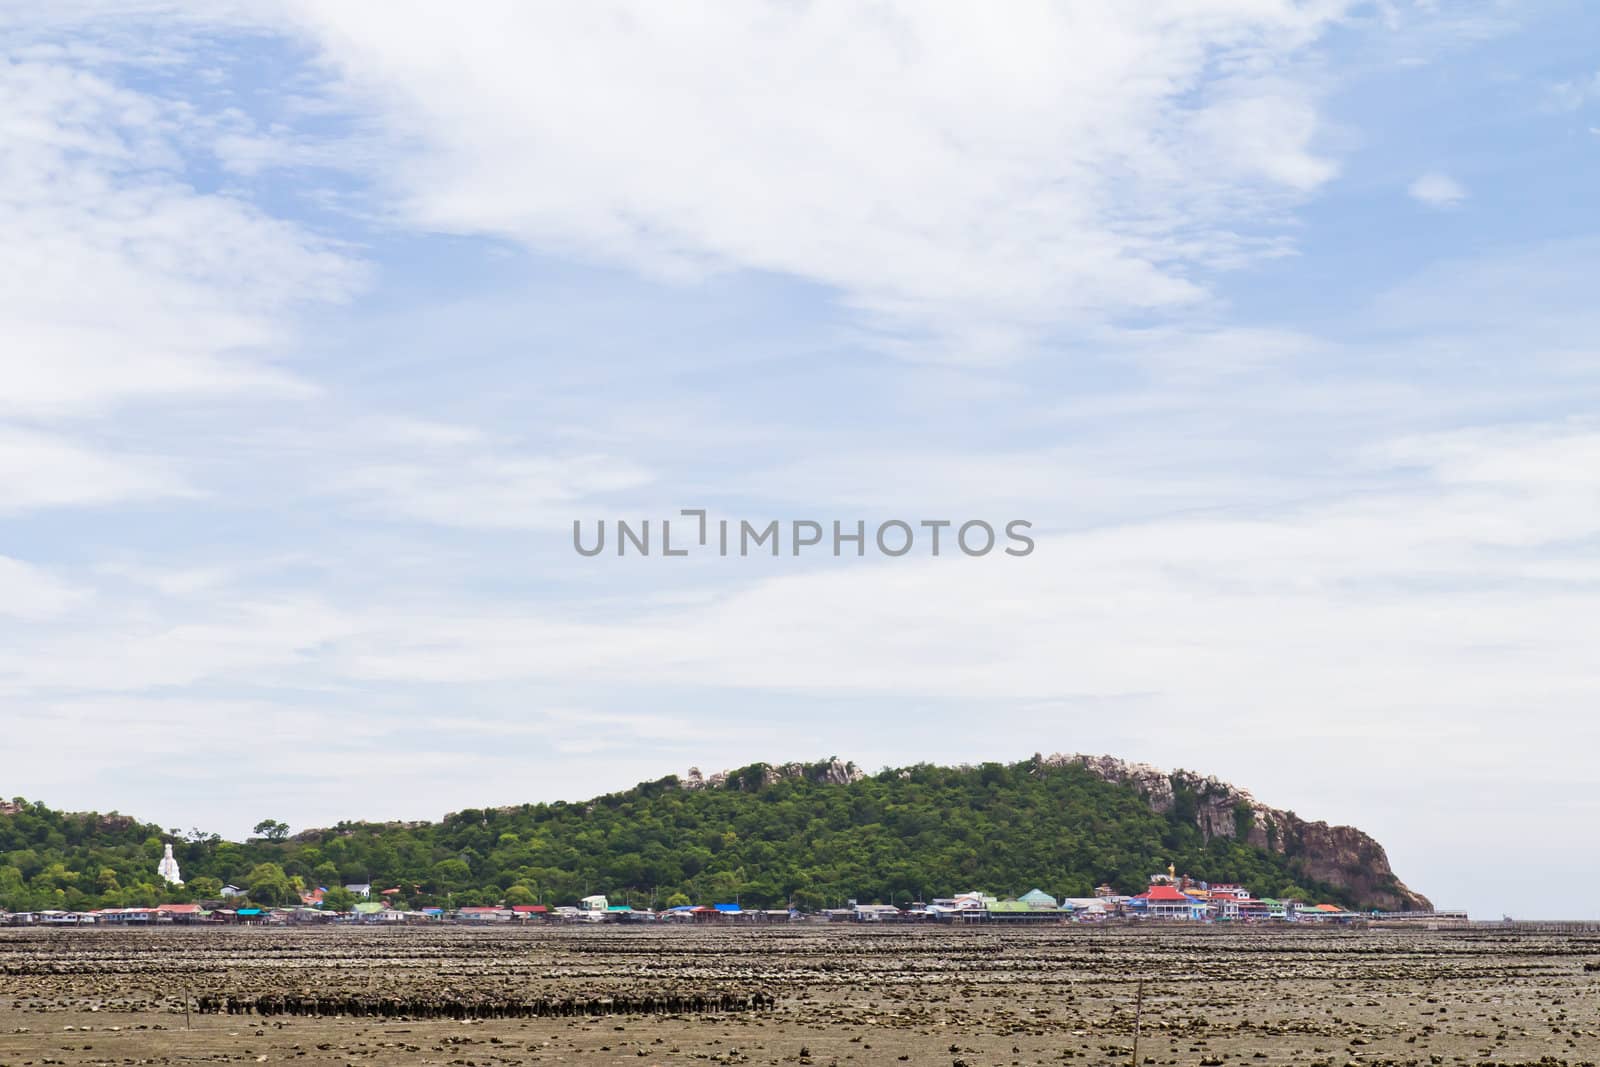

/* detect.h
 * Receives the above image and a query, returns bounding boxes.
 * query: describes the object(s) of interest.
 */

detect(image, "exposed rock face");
[1049,754,1431,912]
[682,759,863,791]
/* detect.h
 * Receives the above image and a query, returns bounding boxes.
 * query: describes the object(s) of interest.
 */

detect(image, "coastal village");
[0,847,1467,927]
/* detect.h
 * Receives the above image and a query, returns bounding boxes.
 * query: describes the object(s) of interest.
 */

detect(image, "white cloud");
[1407,171,1467,208]
[0,43,365,515]
[0,425,192,512]
[274,0,1349,358]
[0,2,1592,919]
[0,60,357,420]
[0,557,88,619]
[1548,70,1600,111]
[304,417,655,530]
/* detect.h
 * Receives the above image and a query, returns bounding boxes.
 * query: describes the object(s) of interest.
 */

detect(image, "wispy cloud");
[3,1,1599,921]
[270,1,1353,361]
[1407,171,1467,209]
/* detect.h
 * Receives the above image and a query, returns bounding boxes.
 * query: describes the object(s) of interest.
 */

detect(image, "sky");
[2,1,1598,920]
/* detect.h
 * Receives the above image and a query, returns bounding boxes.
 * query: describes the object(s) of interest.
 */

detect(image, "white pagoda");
[157,842,183,886]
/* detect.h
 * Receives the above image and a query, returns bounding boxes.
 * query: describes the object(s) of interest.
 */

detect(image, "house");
[457,905,513,922]
[851,903,902,922]
[1135,884,1209,920]
[155,903,204,924]
[343,883,372,898]
[1234,898,1271,921]
[1018,889,1059,910]
[41,910,97,925]
[220,884,245,899]
[1061,898,1109,920]
[922,891,994,922]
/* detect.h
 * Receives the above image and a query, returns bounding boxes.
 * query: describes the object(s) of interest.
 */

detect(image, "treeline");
[0,757,1369,912]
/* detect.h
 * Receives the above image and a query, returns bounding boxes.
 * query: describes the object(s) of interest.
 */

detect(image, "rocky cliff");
[1053,754,1431,911]
[681,758,864,791]
[676,752,1429,911]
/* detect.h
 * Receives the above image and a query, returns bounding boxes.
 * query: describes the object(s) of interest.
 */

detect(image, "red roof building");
[1137,883,1206,920]
[1143,885,1192,902]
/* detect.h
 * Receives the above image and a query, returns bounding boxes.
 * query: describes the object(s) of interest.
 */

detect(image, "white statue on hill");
[157,842,183,886]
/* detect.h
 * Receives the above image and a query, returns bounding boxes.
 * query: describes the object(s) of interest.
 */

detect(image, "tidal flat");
[2,925,1596,1065]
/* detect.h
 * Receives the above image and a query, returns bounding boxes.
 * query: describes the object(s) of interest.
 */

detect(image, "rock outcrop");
[1049,754,1431,911]
[682,758,864,792]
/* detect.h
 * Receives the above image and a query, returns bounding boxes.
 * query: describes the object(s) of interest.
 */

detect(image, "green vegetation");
[0,757,1375,912]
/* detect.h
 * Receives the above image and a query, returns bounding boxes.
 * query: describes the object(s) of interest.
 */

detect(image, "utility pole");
[1130,978,1144,1067]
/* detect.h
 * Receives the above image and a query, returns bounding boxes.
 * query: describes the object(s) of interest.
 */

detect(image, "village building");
[1135,884,1209,920]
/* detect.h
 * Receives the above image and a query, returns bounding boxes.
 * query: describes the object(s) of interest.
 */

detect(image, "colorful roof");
[1144,885,1195,902]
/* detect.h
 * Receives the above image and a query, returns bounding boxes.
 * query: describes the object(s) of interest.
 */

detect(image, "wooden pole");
[1130,978,1143,1067]
[184,985,191,1030]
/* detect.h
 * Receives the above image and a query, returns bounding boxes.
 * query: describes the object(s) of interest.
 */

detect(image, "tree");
[244,862,293,905]
[504,884,537,906]
[321,887,358,912]
[188,876,223,900]
[431,858,472,891]
[253,819,291,842]
[0,761,1366,913]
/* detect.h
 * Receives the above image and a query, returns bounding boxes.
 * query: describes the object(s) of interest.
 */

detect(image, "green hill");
[0,756,1402,912]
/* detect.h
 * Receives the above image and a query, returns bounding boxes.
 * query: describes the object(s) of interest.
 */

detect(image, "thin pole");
[184,985,191,1030]
[1130,978,1144,1067]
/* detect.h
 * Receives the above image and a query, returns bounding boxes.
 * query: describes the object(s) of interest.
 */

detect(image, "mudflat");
[2,925,1596,1065]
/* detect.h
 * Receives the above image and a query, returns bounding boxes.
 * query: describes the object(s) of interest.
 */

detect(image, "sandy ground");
[2,924,1597,1065]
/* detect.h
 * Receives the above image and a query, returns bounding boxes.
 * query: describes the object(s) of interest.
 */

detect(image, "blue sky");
[3,1,1599,918]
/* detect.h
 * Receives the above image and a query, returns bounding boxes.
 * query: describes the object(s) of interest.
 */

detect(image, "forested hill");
[0,756,1421,913]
